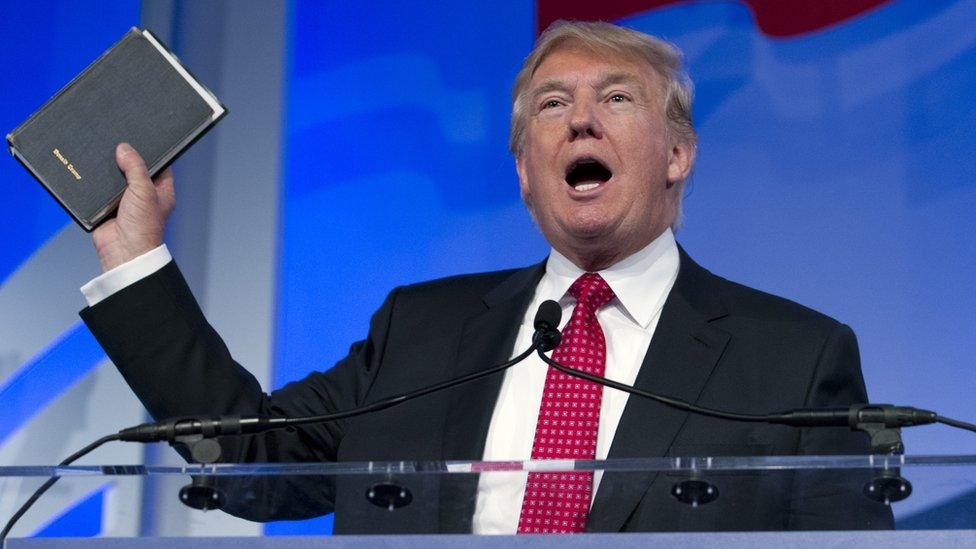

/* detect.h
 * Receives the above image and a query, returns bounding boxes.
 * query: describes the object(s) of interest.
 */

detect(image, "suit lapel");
[587,248,731,532]
[438,261,545,532]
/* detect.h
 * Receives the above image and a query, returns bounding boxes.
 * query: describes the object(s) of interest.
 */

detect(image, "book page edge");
[141,29,226,120]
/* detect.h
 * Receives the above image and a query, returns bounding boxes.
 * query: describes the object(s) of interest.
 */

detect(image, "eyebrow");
[530,79,575,102]
[529,71,647,103]
[594,71,645,96]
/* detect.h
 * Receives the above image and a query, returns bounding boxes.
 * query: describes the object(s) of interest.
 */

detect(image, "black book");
[6,28,226,232]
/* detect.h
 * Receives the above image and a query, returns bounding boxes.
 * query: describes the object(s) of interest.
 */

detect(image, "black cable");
[937,415,976,434]
[119,340,543,443]
[1,433,120,543]
[536,348,976,435]
[283,340,540,428]
[536,348,769,423]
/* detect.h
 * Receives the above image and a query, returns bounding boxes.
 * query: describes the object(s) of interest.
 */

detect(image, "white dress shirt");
[81,244,172,306]
[472,229,679,534]
[80,229,680,534]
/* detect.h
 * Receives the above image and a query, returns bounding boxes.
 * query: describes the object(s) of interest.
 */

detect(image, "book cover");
[6,28,226,231]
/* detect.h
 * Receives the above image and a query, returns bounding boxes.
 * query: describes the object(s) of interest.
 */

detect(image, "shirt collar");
[540,228,680,329]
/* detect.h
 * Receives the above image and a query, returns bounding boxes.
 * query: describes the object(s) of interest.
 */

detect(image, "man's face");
[516,47,693,269]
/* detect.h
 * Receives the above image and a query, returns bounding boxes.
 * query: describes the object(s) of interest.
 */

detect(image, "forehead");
[529,46,661,92]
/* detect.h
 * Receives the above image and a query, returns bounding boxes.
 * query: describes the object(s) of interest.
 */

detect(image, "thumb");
[115,143,155,200]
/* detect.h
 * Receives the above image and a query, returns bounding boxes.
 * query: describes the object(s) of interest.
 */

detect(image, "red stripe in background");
[536,0,892,37]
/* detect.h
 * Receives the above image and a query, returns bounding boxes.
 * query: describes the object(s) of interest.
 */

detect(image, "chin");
[566,211,617,235]
[565,223,618,246]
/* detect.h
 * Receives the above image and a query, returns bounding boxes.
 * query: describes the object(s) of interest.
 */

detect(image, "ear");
[666,139,695,187]
[516,155,533,208]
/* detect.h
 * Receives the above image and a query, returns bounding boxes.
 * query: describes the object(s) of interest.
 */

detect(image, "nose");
[568,100,604,141]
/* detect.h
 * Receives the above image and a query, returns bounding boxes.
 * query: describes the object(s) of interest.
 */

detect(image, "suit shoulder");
[706,270,844,330]
[391,265,535,307]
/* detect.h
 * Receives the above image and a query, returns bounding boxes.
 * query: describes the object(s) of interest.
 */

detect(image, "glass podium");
[2,455,975,547]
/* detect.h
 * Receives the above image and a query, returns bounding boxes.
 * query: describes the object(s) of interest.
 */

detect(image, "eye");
[608,93,630,103]
[542,99,564,110]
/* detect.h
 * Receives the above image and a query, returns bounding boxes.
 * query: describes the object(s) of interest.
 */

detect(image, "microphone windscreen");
[534,300,562,331]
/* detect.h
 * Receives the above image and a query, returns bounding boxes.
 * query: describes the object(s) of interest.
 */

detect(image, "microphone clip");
[170,431,227,511]
[849,404,917,505]
[848,404,936,454]
[532,328,561,352]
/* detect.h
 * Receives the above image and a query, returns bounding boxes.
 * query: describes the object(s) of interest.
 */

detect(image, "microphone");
[119,301,564,444]
[768,405,938,429]
[532,299,562,352]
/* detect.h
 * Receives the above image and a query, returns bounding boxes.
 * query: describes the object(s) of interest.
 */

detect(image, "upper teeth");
[575,183,600,192]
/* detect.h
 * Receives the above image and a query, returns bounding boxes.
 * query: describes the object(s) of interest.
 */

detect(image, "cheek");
[629,131,670,182]
[522,154,559,193]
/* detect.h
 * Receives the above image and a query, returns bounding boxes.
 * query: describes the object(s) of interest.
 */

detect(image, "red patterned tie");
[517,272,615,534]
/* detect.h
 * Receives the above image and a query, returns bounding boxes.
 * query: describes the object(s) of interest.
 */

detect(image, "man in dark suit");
[79,21,892,533]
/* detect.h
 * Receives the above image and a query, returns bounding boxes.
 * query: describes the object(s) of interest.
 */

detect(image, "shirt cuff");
[81,244,173,306]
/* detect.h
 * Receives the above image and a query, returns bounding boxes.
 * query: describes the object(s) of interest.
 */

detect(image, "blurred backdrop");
[1,0,974,538]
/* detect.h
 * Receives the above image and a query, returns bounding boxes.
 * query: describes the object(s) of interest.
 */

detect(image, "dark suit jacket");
[80,247,893,533]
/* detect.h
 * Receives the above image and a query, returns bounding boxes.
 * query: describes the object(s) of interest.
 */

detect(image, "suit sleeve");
[80,260,399,519]
[786,323,895,530]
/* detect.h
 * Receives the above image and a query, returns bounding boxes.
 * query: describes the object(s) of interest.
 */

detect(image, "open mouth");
[565,157,612,192]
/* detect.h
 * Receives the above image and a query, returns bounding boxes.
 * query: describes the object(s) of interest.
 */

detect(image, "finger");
[154,168,176,213]
[151,167,173,187]
[115,143,154,198]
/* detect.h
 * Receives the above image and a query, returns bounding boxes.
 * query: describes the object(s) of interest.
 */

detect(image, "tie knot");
[568,272,615,311]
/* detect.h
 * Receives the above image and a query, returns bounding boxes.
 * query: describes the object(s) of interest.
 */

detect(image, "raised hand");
[91,143,176,272]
